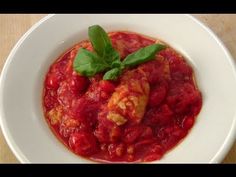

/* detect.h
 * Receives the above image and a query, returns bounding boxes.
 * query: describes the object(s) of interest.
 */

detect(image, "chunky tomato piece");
[46,73,61,90]
[123,126,143,143]
[99,80,116,93]
[148,83,167,107]
[69,72,89,94]
[140,126,153,139]
[143,144,163,162]
[145,104,173,127]
[167,83,201,114]
[44,90,58,111]
[182,116,195,130]
[69,132,98,156]
[108,143,125,159]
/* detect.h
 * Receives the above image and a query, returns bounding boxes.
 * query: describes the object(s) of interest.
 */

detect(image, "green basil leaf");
[73,48,109,77]
[104,46,121,65]
[122,44,166,67]
[88,25,112,56]
[103,67,121,80]
[111,59,123,68]
[74,25,166,81]
[88,25,120,64]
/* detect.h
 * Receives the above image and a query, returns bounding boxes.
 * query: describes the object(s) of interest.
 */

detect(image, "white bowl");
[1,14,236,163]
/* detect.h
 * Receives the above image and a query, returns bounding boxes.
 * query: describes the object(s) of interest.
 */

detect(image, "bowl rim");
[0,14,236,163]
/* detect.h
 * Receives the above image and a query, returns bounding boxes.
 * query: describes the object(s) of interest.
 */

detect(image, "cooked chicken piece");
[59,115,81,138]
[107,112,127,126]
[106,69,150,125]
[47,106,63,125]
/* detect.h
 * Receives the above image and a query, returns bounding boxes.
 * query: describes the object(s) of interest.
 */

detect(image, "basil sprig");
[73,48,109,76]
[103,67,121,80]
[122,44,166,67]
[88,25,120,65]
[73,25,166,80]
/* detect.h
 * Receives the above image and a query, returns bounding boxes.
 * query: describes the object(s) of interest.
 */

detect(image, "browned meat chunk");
[105,69,150,125]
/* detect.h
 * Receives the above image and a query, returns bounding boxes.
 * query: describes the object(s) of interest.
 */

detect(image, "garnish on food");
[73,25,166,80]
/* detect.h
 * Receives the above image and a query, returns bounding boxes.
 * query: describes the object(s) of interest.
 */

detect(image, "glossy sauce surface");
[43,32,202,162]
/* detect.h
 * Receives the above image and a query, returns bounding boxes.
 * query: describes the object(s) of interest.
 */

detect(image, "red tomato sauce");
[43,31,202,162]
